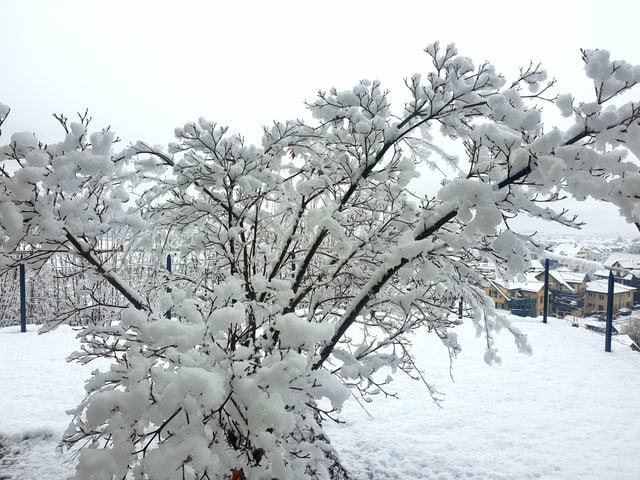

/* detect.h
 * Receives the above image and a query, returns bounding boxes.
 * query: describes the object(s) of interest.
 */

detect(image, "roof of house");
[586,280,637,295]
[536,270,588,292]
[554,270,588,284]
[591,269,636,282]
[604,253,640,272]
[551,243,582,257]
[492,278,545,294]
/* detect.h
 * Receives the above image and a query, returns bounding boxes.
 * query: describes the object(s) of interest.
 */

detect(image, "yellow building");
[485,282,509,311]
[484,279,545,317]
[534,270,587,317]
[584,280,636,316]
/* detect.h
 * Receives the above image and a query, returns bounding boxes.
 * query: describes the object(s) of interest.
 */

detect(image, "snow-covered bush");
[1,43,639,479]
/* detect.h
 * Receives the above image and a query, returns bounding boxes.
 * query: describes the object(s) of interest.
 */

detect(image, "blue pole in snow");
[605,271,614,352]
[542,259,549,324]
[166,255,172,319]
[19,264,26,332]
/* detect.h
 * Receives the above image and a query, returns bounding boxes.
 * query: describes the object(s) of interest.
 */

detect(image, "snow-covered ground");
[1,318,639,479]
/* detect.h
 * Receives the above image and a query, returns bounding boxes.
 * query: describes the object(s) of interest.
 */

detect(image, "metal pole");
[458,298,463,319]
[605,270,614,352]
[19,264,26,332]
[542,259,549,324]
[166,254,172,319]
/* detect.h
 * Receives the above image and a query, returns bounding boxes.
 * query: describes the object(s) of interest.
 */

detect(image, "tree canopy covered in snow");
[1,43,639,479]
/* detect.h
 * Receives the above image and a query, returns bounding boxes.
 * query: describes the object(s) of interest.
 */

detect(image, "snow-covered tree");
[1,43,639,479]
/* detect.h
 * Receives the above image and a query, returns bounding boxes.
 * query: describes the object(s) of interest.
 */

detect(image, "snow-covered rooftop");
[604,253,640,271]
[586,280,637,294]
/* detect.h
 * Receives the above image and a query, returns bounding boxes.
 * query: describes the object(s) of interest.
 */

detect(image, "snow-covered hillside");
[1,317,639,479]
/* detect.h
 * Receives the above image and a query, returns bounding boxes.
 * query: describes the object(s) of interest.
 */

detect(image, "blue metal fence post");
[166,254,172,319]
[605,270,614,352]
[20,264,26,332]
[542,258,549,324]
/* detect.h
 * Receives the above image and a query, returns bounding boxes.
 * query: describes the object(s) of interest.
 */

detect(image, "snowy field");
[1,318,639,480]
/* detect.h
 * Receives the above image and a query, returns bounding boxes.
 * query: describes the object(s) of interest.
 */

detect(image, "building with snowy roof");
[484,279,545,318]
[548,243,585,270]
[534,270,588,317]
[584,280,636,317]
[604,253,640,303]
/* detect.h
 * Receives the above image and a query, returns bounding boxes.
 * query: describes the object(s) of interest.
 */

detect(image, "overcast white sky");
[2,0,639,236]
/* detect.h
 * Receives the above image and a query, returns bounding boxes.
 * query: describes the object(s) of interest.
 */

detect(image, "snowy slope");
[1,318,639,479]
[326,318,640,480]
[0,325,103,479]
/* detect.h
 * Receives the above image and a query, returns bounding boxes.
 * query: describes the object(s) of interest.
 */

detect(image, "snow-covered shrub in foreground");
[1,43,639,479]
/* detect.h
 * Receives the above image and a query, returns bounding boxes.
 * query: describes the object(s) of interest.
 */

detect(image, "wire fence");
[0,250,192,329]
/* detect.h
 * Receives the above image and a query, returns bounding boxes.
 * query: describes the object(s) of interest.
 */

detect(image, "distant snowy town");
[482,233,640,350]
[2,232,638,352]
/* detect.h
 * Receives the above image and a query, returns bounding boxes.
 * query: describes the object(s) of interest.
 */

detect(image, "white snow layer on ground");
[0,318,639,479]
